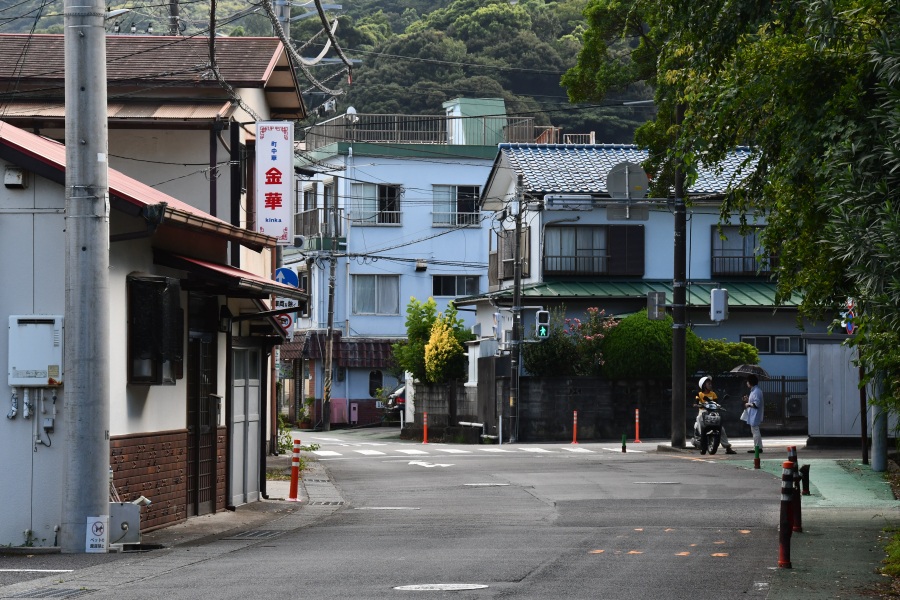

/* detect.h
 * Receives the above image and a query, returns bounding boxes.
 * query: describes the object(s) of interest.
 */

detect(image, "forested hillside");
[0,0,654,141]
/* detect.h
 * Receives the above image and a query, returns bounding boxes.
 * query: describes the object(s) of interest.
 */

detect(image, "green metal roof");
[456,280,801,308]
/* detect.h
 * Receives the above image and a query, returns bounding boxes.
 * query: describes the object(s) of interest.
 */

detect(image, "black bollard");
[779,461,794,568]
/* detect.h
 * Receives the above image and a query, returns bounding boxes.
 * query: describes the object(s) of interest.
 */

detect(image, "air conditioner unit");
[785,395,807,418]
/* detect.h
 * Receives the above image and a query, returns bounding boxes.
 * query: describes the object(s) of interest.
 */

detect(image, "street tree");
[563,0,900,408]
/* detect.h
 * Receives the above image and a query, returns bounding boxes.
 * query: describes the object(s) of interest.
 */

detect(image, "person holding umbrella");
[743,374,764,453]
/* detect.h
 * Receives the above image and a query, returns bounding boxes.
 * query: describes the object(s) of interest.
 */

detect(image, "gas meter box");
[8,315,64,386]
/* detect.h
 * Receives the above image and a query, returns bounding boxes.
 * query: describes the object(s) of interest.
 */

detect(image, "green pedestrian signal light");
[536,310,550,339]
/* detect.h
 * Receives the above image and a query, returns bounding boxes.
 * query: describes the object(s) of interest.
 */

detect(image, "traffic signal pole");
[509,175,523,443]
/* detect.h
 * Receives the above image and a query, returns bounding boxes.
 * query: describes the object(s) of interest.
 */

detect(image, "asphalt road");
[0,432,792,600]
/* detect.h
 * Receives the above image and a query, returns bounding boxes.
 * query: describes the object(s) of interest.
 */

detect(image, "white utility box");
[8,315,64,387]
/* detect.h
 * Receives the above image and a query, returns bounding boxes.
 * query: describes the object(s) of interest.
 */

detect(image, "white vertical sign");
[85,515,108,553]
[255,121,294,244]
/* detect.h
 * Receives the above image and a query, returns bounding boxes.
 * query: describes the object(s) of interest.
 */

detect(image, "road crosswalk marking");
[396,449,429,455]
[355,450,386,456]
[434,448,471,454]
[521,448,551,453]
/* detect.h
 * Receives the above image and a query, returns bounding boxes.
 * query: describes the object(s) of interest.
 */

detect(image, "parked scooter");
[691,396,726,455]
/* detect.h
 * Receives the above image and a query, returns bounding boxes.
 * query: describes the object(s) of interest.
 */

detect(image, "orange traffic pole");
[572,410,578,444]
[423,411,428,444]
[634,408,642,443]
[288,439,301,502]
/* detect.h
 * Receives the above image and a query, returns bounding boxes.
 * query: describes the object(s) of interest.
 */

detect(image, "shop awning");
[154,251,308,303]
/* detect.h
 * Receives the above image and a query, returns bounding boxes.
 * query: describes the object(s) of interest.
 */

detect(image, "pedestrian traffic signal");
[535,310,550,339]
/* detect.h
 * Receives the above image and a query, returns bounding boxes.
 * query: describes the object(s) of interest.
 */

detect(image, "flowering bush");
[522,306,616,376]
[564,307,617,376]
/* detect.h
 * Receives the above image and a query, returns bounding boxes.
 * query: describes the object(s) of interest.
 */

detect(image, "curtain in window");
[576,226,606,272]
[353,275,377,313]
[352,183,377,223]
[433,185,453,225]
[377,276,400,314]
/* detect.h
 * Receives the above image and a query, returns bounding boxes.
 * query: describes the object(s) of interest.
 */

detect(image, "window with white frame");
[352,275,400,315]
[433,185,480,226]
[433,275,479,297]
[741,335,772,354]
[351,183,401,225]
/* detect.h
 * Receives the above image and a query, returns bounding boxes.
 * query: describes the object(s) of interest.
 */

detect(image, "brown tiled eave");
[0,34,306,119]
[283,332,399,368]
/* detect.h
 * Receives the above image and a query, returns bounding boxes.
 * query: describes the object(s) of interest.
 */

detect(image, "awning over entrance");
[154,251,308,303]
[281,331,398,368]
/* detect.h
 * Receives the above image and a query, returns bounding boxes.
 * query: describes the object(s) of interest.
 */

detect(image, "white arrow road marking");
[408,460,453,468]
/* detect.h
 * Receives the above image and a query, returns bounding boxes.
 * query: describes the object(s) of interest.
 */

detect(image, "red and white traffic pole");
[572,410,578,444]
[288,439,301,502]
[634,408,642,443]
[423,412,428,444]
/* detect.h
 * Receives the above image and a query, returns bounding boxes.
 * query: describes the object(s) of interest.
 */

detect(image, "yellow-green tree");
[424,314,466,383]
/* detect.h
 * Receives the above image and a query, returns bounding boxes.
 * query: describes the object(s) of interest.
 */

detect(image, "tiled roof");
[283,332,399,368]
[496,144,755,196]
[0,34,305,119]
[0,120,274,250]
[455,280,800,309]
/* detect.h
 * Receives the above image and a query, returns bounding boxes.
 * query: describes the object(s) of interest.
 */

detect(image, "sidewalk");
[659,438,900,598]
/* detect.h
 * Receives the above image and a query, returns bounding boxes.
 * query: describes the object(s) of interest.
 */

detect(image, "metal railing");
[432,211,481,227]
[711,254,777,277]
[304,113,545,151]
[294,207,344,238]
[350,210,401,226]
[543,254,609,276]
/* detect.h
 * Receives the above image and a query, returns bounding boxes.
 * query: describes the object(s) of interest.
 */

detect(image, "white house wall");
[0,160,66,547]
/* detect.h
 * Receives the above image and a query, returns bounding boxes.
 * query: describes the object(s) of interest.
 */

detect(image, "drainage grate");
[222,530,284,540]
[304,479,330,483]
[9,588,96,598]
[307,501,343,506]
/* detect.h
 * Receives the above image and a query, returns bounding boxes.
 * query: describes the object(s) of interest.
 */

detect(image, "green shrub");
[601,309,701,380]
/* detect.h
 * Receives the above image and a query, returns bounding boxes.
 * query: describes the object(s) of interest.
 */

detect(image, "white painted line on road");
[0,569,74,573]
[308,437,345,442]
[434,448,471,454]
[562,447,594,453]
[480,448,513,452]
[464,483,510,487]
[408,460,453,468]
[601,447,645,453]
[632,481,681,485]
[312,450,343,457]
[354,507,421,510]
[521,448,551,453]
[355,450,386,456]
[395,584,489,591]
[397,449,429,455]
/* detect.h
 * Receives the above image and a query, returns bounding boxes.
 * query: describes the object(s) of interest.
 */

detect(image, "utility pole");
[168,0,180,35]
[509,175,524,443]
[61,0,112,552]
[671,104,687,448]
[322,187,337,431]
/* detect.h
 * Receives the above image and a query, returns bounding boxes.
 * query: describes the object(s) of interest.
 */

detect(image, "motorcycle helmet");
[698,376,712,390]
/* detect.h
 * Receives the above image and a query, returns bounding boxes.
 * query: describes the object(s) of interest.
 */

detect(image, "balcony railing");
[304,113,555,151]
[711,254,777,277]
[543,254,609,276]
[294,207,344,238]
[351,210,401,225]
[432,211,481,227]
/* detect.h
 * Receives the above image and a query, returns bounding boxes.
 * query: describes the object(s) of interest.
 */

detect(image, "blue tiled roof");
[498,144,755,196]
